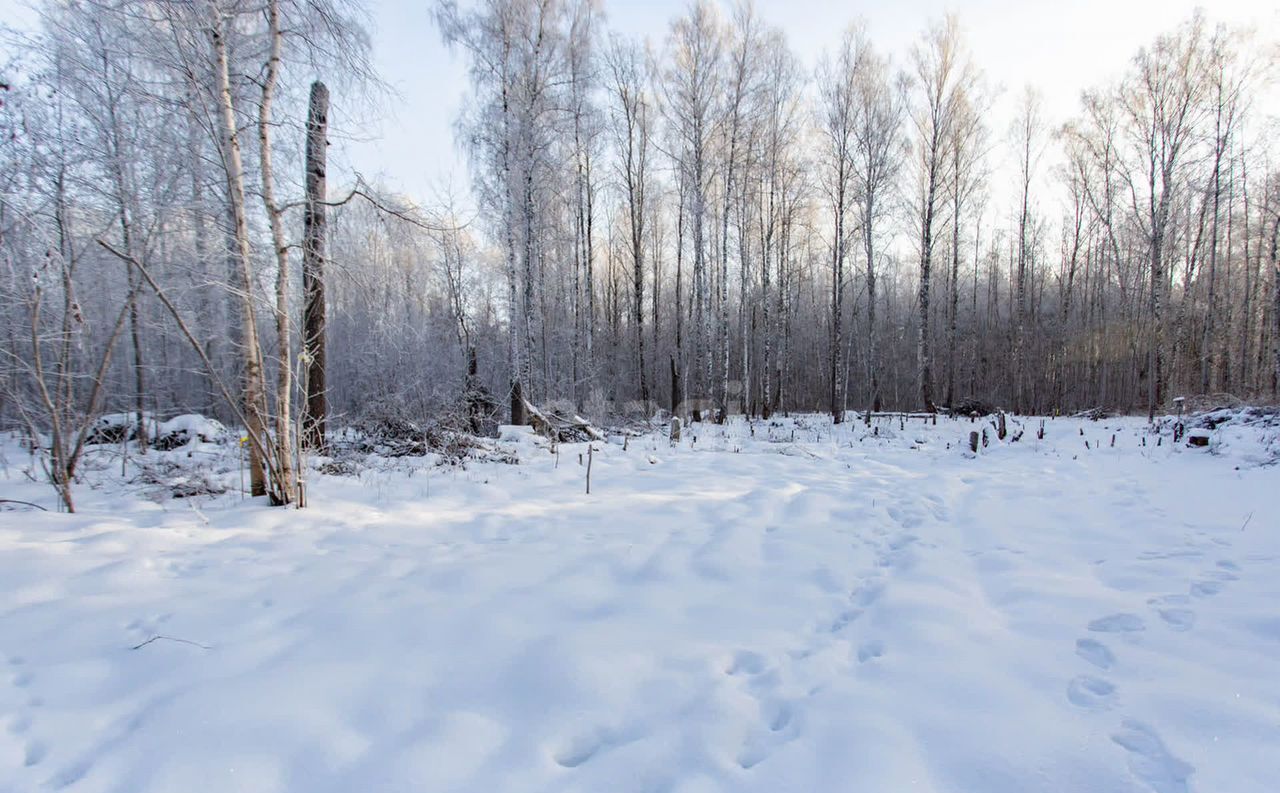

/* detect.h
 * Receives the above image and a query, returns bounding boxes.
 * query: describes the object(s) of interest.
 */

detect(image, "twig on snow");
[130,634,211,651]
[0,498,47,511]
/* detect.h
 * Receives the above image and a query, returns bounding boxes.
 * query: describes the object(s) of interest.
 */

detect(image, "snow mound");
[153,414,229,450]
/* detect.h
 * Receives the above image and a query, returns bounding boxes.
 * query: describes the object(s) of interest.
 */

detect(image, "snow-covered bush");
[152,415,229,451]
[135,458,228,499]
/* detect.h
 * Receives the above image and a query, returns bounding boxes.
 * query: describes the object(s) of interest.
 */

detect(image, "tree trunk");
[302,81,329,451]
[257,0,295,505]
[211,13,268,498]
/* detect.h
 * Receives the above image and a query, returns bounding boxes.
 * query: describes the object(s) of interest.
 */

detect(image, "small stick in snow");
[0,499,47,511]
[131,635,211,651]
[586,444,594,495]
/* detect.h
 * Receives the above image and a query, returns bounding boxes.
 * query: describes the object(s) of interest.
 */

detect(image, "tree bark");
[211,12,268,498]
[302,81,329,451]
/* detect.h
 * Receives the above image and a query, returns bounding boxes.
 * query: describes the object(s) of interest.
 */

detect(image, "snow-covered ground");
[1,413,1278,793]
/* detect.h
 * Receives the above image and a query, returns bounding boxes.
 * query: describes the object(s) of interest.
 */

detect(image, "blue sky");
[3,0,1277,215]
[341,0,1279,214]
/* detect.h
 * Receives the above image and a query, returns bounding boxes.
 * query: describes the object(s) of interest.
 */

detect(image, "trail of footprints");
[1068,546,1243,793]
[550,489,931,775]
[3,612,177,784]
[727,524,918,771]
[4,652,46,771]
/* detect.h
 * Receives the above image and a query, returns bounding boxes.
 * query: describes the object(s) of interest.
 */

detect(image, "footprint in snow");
[1157,608,1196,631]
[553,727,620,768]
[553,741,598,768]
[1066,675,1116,710]
[1189,562,1239,598]
[852,580,885,608]
[766,701,794,733]
[726,650,768,676]
[737,741,770,770]
[23,738,47,767]
[737,700,799,770]
[856,640,885,664]
[1190,580,1223,598]
[1088,613,1146,633]
[1075,638,1115,670]
[828,608,863,634]
[1111,720,1194,793]
[885,505,923,529]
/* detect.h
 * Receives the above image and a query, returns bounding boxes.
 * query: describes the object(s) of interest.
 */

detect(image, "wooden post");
[586,444,594,494]
[997,412,1007,441]
[969,431,979,453]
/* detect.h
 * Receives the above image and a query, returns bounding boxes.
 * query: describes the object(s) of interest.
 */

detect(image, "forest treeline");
[1,0,1278,508]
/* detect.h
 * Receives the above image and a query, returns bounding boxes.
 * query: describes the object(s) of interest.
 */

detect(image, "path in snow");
[0,415,1277,793]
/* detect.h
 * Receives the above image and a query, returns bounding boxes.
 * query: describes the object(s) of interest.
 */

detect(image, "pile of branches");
[523,399,605,443]
[1177,393,1248,413]
[1183,405,1280,430]
[1071,407,1116,421]
[85,412,155,445]
[949,397,996,417]
[134,458,228,499]
[345,402,515,466]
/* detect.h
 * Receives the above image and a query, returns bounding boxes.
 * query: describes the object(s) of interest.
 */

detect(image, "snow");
[1,413,1278,792]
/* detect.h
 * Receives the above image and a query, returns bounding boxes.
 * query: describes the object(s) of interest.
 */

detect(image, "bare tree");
[816,26,863,423]
[1011,87,1046,413]
[1115,12,1209,419]
[909,15,974,412]
[606,35,651,407]
[850,40,906,416]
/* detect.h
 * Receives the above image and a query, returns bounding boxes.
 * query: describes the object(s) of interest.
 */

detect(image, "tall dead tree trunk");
[1269,196,1280,397]
[302,80,329,451]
